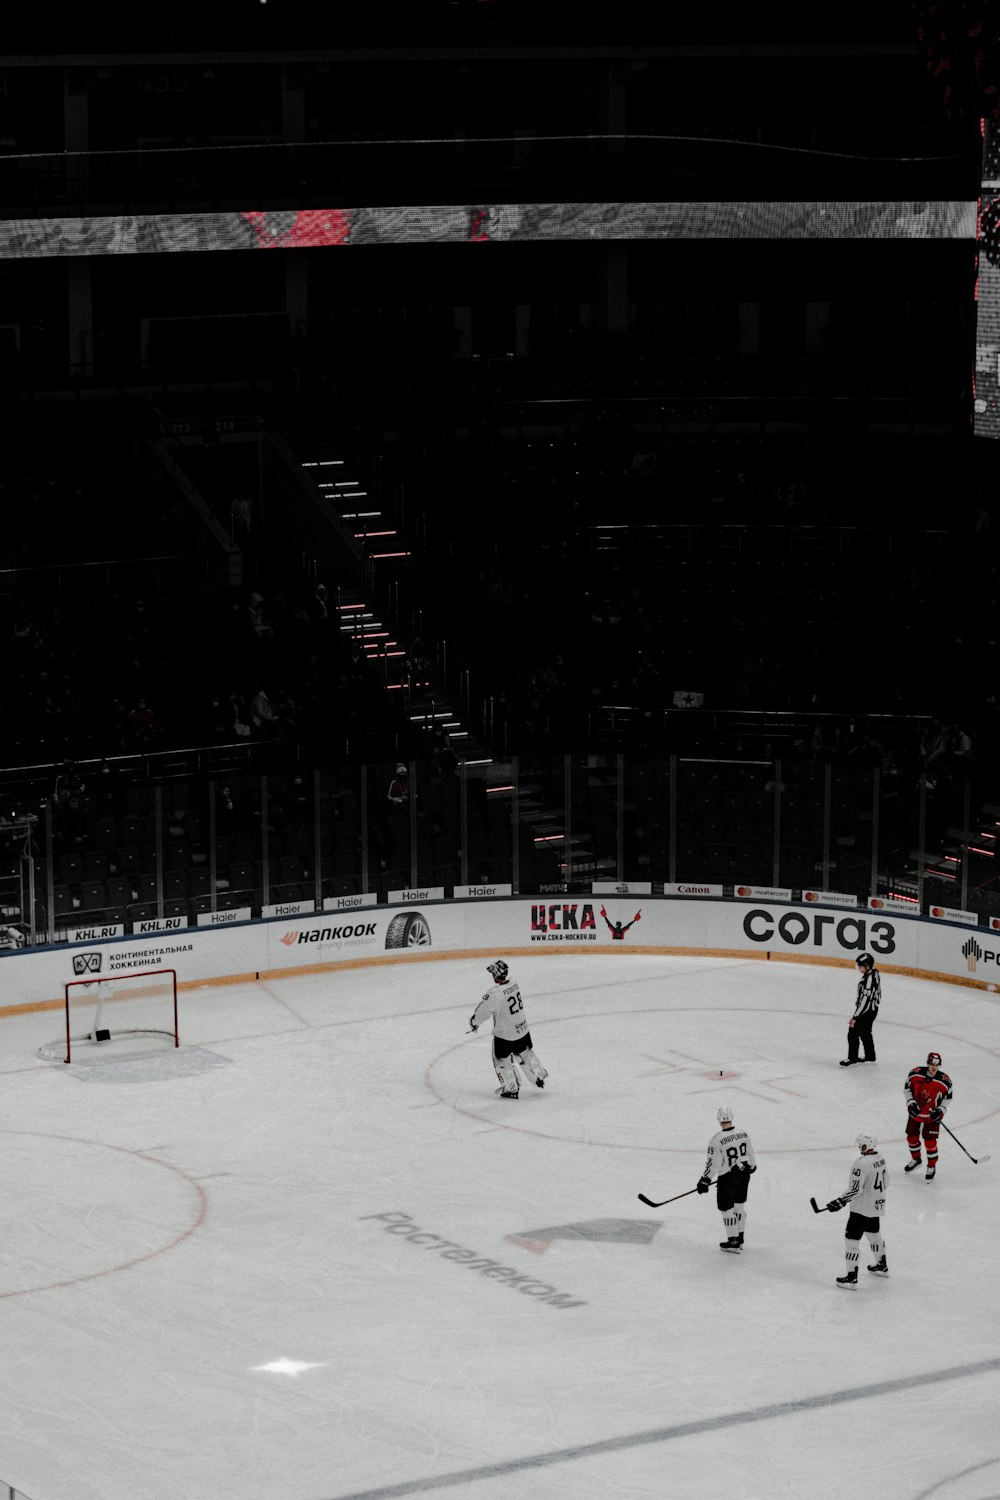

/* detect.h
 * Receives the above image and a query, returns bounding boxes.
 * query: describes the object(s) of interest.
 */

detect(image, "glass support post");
[409,760,418,888]
[154,785,164,917]
[563,756,572,888]
[870,768,881,898]
[44,802,55,945]
[916,775,926,911]
[459,762,469,889]
[261,777,270,908]
[772,760,782,888]
[668,755,677,884]
[208,782,217,914]
[616,754,625,882]
[360,766,370,895]
[961,778,971,912]
[512,757,520,894]
[821,763,832,890]
[313,769,322,908]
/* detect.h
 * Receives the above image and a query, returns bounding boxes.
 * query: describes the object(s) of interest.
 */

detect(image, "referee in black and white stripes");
[840,953,881,1066]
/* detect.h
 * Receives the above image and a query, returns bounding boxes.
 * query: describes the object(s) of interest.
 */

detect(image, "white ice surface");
[0,953,998,1500]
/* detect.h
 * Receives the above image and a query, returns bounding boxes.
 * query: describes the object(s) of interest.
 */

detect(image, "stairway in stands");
[288,435,493,765]
[913,798,1000,915]
[288,437,609,883]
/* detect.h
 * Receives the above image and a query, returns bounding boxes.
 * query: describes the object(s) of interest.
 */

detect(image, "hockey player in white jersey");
[696,1106,757,1253]
[468,960,548,1099]
[825,1133,889,1286]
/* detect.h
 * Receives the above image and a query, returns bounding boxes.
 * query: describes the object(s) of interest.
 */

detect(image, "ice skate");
[839,1059,856,1067]
[495,1087,519,1099]
[836,1270,858,1287]
[925,1164,936,1181]
[719,1237,742,1254]
[904,1158,922,1172]
[867,1257,889,1277]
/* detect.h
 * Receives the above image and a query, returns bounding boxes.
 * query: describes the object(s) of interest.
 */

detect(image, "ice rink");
[1,950,998,1500]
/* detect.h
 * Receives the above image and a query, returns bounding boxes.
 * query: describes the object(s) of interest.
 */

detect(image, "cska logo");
[531,903,597,932]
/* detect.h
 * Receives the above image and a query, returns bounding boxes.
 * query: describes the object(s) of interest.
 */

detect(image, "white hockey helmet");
[855,1133,878,1153]
[717,1105,734,1125]
[486,959,509,983]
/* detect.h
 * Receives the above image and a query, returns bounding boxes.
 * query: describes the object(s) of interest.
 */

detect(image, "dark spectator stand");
[1,7,998,941]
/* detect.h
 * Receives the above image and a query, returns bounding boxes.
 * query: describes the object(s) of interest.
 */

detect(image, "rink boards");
[2,894,999,1012]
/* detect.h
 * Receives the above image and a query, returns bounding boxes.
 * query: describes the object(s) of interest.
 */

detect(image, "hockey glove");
[907,1101,921,1117]
[696,1178,711,1194]
[826,1198,844,1213]
[741,1163,756,1173]
[930,1108,943,1122]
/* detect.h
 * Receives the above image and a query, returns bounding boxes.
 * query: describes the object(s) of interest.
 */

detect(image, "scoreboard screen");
[0,199,977,259]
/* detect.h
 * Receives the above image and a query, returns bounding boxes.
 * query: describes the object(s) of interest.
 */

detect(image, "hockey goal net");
[39,968,179,1064]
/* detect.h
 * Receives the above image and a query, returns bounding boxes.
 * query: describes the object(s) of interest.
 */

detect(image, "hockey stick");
[638,1183,714,1209]
[940,1120,991,1165]
[810,1197,834,1213]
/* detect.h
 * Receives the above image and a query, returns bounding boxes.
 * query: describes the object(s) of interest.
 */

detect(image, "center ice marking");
[638,1053,806,1101]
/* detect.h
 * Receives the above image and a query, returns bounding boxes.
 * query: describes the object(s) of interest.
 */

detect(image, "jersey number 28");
[507,990,523,1016]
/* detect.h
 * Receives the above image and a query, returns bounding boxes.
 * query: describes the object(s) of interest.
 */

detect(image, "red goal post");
[40,967,179,1064]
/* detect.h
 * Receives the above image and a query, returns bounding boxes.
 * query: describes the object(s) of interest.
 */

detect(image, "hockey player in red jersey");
[904,1051,953,1181]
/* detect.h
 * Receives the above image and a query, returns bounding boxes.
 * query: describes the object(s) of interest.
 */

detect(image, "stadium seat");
[273,883,306,904]
[279,856,307,885]
[53,885,75,916]
[117,817,143,846]
[94,818,118,850]
[163,842,189,872]
[228,861,254,893]
[84,851,111,882]
[57,854,84,885]
[115,846,143,876]
[79,880,107,911]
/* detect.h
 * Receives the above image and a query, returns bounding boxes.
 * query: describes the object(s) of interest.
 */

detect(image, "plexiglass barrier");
[2,751,996,947]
